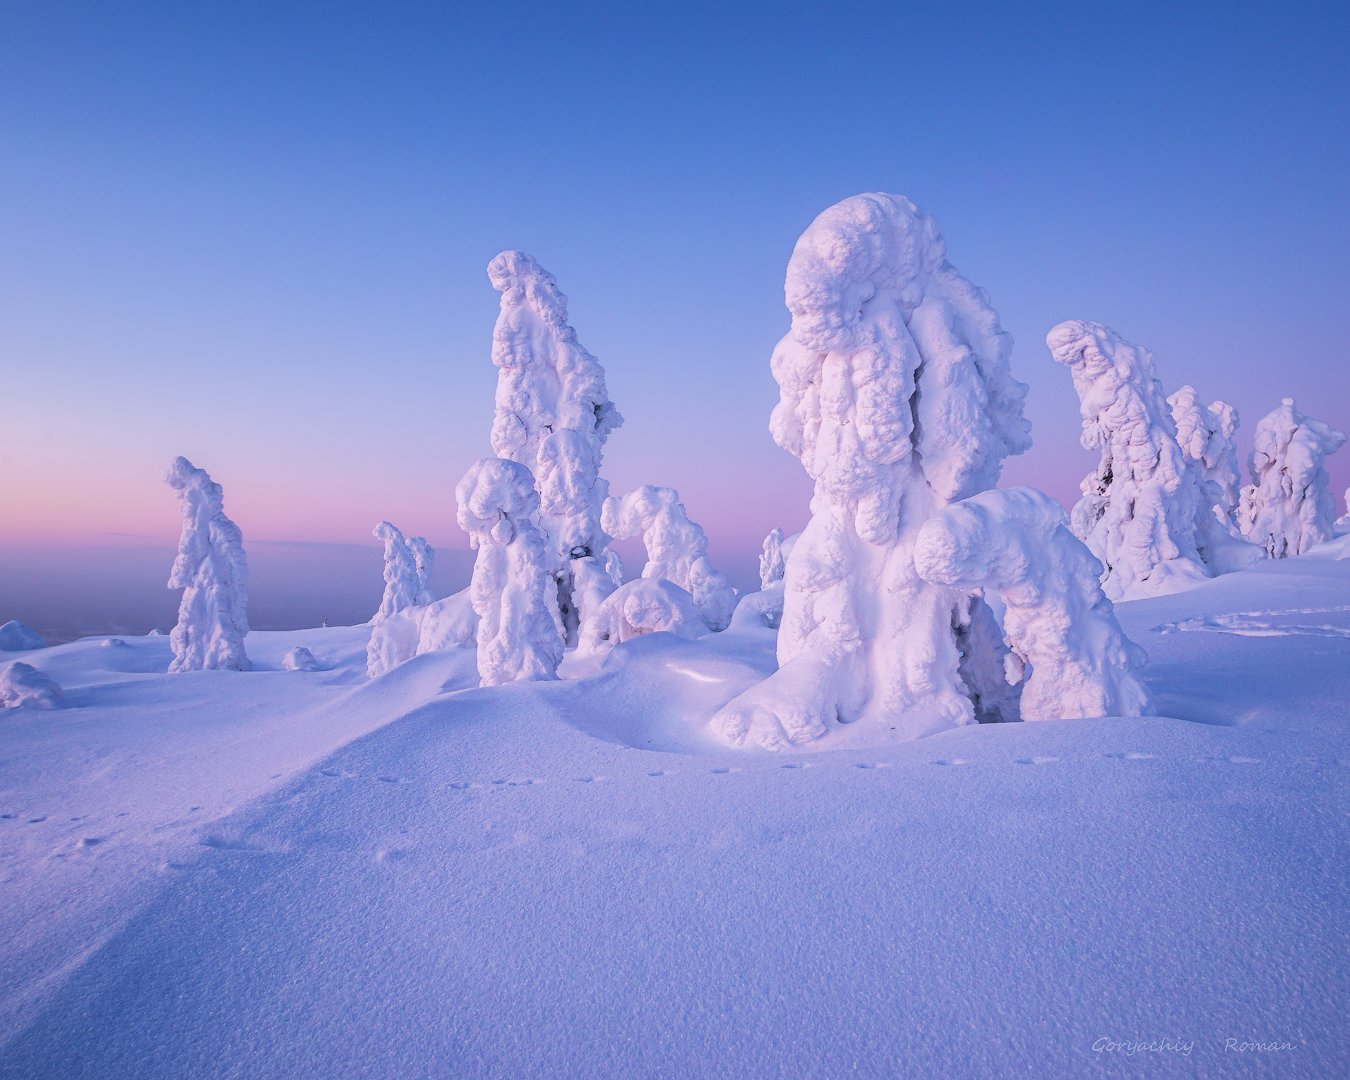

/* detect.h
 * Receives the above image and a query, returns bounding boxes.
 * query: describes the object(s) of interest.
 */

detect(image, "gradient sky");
[3,1,1348,636]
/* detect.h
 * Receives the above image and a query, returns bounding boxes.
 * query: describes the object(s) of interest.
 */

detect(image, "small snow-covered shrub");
[165,456,250,673]
[282,646,320,672]
[0,662,63,709]
[457,457,564,686]
[602,486,736,631]
[578,578,706,654]
[915,487,1152,721]
[0,621,47,651]
[1238,398,1347,558]
[416,589,478,653]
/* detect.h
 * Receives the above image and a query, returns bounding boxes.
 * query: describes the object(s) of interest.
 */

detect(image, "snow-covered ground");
[2,556,1348,1077]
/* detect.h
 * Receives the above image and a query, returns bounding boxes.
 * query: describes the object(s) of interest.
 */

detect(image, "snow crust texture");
[0,621,47,651]
[1238,398,1347,558]
[602,486,736,631]
[712,192,1030,749]
[456,457,564,686]
[488,250,623,642]
[0,661,63,709]
[165,457,249,673]
[915,488,1152,721]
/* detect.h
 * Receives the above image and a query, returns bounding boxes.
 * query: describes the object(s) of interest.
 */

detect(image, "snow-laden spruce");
[165,457,249,673]
[0,621,47,651]
[0,661,63,709]
[408,537,435,607]
[488,250,623,644]
[758,528,786,591]
[915,488,1152,721]
[1238,398,1347,558]
[711,193,1031,749]
[370,522,420,624]
[1049,322,1233,600]
[578,578,706,654]
[602,486,736,631]
[456,457,564,686]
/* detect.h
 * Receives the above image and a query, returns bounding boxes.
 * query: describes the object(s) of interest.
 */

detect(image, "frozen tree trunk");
[165,457,250,673]
[1049,322,1217,600]
[1238,398,1347,557]
[915,487,1152,721]
[408,537,435,607]
[456,457,564,686]
[488,251,624,645]
[370,522,420,624]
[711,193,1031,750]
[602,486,736,631]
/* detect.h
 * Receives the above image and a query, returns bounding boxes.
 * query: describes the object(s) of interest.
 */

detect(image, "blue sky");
[2,0,1348,634]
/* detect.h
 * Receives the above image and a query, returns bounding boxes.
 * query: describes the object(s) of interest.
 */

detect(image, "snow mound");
[915,487,1152,721]
[712,192,1030,750]
[578,577,706,654]
[165,456,250,673]
[0,662,63,709]
[0,621,47,651]
[602,486,736,631]
[282,647,320,672]
[457,457,564,686]
[1239,398,1347,558]
[415,589,477,653]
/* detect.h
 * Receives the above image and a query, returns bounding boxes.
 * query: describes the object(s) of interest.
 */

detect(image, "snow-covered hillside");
[2,553,1347,1077]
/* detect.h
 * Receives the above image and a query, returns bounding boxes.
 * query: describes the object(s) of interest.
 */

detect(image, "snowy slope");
[2,558,1348,1077]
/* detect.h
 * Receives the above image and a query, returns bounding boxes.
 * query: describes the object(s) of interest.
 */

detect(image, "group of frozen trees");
[1051,324,1345,600]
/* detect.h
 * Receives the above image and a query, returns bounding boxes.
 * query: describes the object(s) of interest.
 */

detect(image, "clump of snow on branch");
[0,621,46,651]
[282,647,320,672]
[165,457,250,673]
[408,537,435,607]
[915,487,1152,721]
[578,578,706,654]
[456,457,564,686]
[488,250,623,643]
[1238,398,1347,558]
[1049,322,1225,600]
[602,486,736,631]
[0,662,63,709]
[711,192,1031,750]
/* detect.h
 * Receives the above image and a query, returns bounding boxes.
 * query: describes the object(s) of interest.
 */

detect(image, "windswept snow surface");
[2,557,1349,1076]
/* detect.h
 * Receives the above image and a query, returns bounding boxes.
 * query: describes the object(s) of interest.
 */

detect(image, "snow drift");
[0,621,46,651]
[0,661,63,709]
[165,457,249,673]
[711,192,1031,749]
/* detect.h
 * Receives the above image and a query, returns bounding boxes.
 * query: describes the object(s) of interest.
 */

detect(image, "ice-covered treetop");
[772,193,1030,518]
[487,250,623,464]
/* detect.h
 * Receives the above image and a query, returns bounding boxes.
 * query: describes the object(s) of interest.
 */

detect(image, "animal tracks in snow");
[1155,606,1350,639]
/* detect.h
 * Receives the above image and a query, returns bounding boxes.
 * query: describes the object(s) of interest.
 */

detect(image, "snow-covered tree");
[759,528,785,591]
[488,250,624,644]
[370,522,420,624]
[711,193,1031,750]
[915,487,1152,721]
[165,456,249,673]
[602,485,736,631]
[416,590,478,653]
[456,457,564,686]
[577,578,706,655]
[1238,398,1347,558]
[408,536,435,607]
[1049,322,1223,600]
[282,647,320,672]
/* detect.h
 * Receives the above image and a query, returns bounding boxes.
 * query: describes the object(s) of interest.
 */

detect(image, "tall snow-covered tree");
[370,521,420,624]
[456,457,564,687]
[711,193,1031,749]
[915,487,1152,722]
[1238,398,1347,558]
[408,536,435,607]
[165,456,249,672]
[488,250,623,644]
[1049,322,1229,600]
[758,528,785,591]
[602,485,736,631]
